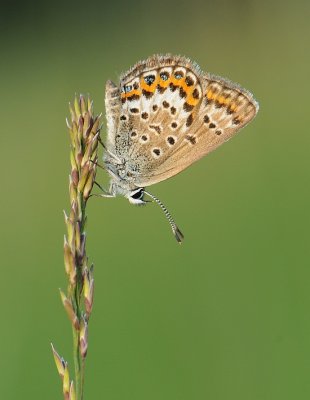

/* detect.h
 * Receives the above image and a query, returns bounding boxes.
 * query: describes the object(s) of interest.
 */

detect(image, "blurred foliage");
[1,0,309,399]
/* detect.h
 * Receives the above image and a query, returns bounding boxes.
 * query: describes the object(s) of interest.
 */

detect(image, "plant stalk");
[52,95,100,400]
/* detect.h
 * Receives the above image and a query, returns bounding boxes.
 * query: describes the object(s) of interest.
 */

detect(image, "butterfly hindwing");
[105,54,258,187]
[137,74,259,186]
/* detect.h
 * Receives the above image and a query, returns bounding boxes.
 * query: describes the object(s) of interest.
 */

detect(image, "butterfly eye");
[130,188,144,200]
[160,72,169,81]
[144,75,155,85]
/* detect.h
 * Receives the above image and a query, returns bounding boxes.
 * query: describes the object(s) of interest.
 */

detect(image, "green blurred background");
[1,0,309,399]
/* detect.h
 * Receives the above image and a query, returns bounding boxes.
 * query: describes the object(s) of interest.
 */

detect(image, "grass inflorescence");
[52,95,101,400]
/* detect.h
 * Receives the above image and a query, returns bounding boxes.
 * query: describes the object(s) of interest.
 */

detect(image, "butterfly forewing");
[105,54,258,187]
[105,80,122,149]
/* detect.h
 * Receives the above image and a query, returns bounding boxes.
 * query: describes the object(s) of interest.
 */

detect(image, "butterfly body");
[103,54,259,241]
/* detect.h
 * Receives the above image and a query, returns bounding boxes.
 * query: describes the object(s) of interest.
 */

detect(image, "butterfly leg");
[96,136,122,164]
[91,181,116,198]
[91,192,116,199]
[97,135,106,149]
[89,159,105,170]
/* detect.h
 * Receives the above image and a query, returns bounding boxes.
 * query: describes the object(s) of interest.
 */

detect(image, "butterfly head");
[126,187,146,205]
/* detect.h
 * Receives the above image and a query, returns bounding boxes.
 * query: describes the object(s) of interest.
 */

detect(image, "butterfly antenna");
[144,190,184,244]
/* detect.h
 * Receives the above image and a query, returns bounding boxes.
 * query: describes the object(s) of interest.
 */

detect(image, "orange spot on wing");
[207,90,217,101]
[179,81,192,95]
[140,80,149,91]
[159,78,171,88]
[140,76,159,93]
[122,89,141,99]
[170,76,184,87]
[186,96,199,106]
[158,72,172,87]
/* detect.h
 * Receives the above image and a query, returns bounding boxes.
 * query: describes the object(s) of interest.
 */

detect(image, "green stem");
[81,357,86,400]
[72,194,87,400]
[71,279,84,400]
[72,325,81,399]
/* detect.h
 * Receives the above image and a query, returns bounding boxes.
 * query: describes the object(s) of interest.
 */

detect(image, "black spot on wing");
[186,114,193,127]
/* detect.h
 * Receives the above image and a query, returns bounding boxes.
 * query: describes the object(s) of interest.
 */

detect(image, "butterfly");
[102,54,259,243]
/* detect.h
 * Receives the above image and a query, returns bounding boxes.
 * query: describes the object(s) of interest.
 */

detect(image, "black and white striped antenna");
[144,190,184,244]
